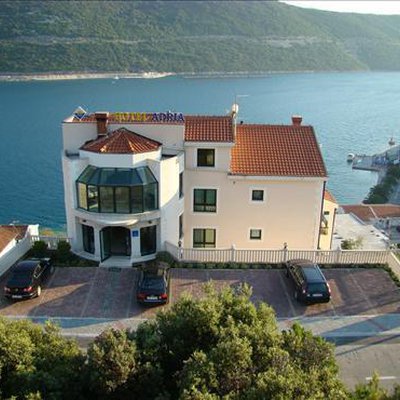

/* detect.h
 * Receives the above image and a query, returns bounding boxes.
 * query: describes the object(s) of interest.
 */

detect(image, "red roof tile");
[81,127,162,154]
[184,116,234,142]
[342,204,400,223]
[324,190,337,204]
[230,124,327,177]
[0,225,28,254]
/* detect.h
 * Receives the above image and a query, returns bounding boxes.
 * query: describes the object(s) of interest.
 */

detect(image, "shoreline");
[0,69,380,82]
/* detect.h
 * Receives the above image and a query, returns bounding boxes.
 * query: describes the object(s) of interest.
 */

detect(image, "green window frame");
[197,149,215,167]
[194,189,217,212]
[250,229,262,240]
[193,228,216,248]
[76,166,158,214]
[252,190,264,202]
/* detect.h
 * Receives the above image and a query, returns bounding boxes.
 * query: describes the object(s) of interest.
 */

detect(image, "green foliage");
[55,240,72,263]
[0,318,84,400]
[155,251,175,266]
[1,1,400,73]
[134,283,346,399]
[30,241,48,258]
[364,166,400,204]
[86,329,137,398]
[341,237,363,250]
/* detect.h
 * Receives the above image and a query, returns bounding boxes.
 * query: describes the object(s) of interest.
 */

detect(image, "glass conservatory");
[76,166,158,214]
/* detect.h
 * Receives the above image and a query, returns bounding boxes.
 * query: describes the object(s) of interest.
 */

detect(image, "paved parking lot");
[0,267,399,319]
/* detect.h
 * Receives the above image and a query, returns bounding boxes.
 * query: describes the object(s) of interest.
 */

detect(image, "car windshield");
[307,283,328,293]
[141,277,165,290]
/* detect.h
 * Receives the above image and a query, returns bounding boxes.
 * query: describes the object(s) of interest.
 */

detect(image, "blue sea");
[1,72,398,232]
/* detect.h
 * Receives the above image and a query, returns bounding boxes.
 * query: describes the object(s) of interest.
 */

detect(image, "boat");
[347,153,355,162]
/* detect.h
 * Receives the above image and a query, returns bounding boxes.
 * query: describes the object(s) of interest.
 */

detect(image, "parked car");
[285,259,331,304]
[136,265,170,305]
[4,258,54,300]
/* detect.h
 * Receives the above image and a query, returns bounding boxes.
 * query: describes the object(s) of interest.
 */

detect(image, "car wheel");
[36,286,42,298]
[50,266,55,274]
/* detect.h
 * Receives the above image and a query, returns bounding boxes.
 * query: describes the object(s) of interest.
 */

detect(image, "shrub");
[55,240,72,264]
[155,251,175,266]
[30,240,48,258]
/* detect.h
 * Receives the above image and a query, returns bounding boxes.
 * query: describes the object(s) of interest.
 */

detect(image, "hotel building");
[61,108,335,266]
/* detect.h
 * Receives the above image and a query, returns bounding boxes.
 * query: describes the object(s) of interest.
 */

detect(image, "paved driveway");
[0,267,399,319]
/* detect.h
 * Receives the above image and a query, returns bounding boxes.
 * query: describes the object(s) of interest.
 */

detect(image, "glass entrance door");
[100,227,131,261]
[140,225,157,256]
[100,227,111,261]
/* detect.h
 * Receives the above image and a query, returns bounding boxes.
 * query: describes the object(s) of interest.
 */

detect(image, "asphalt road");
[336,340,400,391]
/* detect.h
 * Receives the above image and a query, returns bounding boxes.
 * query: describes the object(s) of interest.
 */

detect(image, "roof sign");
[73,106,87,120]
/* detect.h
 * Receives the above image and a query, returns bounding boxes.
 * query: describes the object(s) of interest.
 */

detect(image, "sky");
[281,1,400,15]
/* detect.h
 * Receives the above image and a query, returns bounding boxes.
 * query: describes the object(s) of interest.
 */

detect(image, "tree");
[134,283,347,399]
[0,319,84,400]
[86,329,137,399]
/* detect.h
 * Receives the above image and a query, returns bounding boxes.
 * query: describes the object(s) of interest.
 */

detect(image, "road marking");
[348,271,379,315]
[366,376,396,381]
[278,271,297,318]
[80,267,99,318]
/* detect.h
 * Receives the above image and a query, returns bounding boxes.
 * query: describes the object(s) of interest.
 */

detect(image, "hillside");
[1,1,400,74]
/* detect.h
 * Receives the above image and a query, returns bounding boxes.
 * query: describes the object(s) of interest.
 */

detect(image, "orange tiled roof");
[184,116,234,142]
[324,190,337,204]
[81,127,162,154]
[0,225,28,254]
[342,204,400,222]
[230,124,327,177]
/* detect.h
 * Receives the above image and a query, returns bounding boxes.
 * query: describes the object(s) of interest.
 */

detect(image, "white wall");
[0,225,39,276]
[183,170,325,250]
[79,149,162,168]
[184,143,232,171]
[158,153,184,249]
[62,122,97,153]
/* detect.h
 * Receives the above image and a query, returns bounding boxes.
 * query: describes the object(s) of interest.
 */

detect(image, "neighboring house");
[342,203,400,244]
[0,225,39,275]
[62,109,332,266]
[319,190,338,250]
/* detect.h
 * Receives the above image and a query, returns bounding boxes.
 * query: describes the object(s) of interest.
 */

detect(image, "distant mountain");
[2,1,400,74]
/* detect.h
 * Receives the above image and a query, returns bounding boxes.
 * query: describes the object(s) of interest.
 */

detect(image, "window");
[179,172,183,198]
[250,229,262,240]
[194,189,217,212]
[76,166,158,214]
[179,214,183,239]
[193,228,216,248]
[252,190,264,202]
[197,149,215,167]
[82,225,95,254]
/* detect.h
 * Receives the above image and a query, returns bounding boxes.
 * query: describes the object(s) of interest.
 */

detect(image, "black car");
[285,259,331,304]
[4,258,54,300]
[136,266,170,305]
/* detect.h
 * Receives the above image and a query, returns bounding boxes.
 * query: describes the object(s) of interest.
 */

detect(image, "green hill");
[1,1,400,74]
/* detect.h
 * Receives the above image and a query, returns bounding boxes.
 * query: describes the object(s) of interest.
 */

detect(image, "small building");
[342,203,400,244]
[0,224,39,275]
[62,110,332,266]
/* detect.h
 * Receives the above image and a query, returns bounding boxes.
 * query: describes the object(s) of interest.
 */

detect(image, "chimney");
[95,111,109,137]
[291,115,302,126]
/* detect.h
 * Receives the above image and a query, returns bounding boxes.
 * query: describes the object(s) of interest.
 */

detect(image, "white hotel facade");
[61,109,336,266]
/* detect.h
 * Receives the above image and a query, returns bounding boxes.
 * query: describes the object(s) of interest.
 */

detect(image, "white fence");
[31,235,71,250]
[165,242,390,265]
